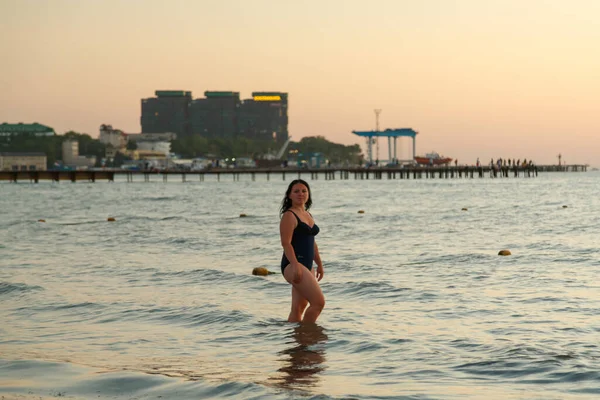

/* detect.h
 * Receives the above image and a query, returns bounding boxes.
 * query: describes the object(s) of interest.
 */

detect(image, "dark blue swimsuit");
[281,210,320,274]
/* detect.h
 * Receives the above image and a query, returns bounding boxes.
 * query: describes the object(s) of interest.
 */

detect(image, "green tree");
[170,136,273,159]
[1,133,63,168]
[169,135,363,164]
[62,131,107,167]
[290,136,362,165]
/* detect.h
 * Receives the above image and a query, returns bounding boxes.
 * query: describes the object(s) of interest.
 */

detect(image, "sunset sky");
[2,0,599,165]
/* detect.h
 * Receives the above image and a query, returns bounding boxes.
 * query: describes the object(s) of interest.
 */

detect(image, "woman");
[280,179,325,323]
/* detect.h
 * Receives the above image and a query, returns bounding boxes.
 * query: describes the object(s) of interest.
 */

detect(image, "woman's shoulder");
[280,209,297,221]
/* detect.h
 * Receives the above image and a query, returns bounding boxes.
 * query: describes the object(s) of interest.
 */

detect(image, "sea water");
[1,171,599,399]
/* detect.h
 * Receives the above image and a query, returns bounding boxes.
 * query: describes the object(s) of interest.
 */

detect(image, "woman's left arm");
[314,241,324,281]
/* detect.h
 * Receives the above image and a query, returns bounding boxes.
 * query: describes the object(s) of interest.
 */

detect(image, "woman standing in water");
[280,179,325,323]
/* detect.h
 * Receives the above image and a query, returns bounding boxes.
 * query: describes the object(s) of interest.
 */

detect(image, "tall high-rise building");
[190,91,240,138]
[139,90,288,142]
[239,92,288,143]
[141,91,192,137]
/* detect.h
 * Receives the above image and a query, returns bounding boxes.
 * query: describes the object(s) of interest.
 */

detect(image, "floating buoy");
[107,217,116,222]
[498,249,511,256]
[38,219,46,223]
[461,208,468,211]
[252,267,275,276]
[562,205,568,208]
[239,213,247,218]
[358,210,365,214]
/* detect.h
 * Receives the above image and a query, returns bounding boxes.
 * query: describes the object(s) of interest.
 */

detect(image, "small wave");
[453,342,600,384]
[165,237,189,244]
[159,215,184,221]
[327,280,410,300]
[58,220,106,226]
[414,252,490,266]
[151,267,279,289]
[0,281,44,296]
[155,307,252,328]
[348,340,386,354]
[521,370,600,385]
[520,296,565,304]
[384,338,414,345]
[453,359,551,378]
[131,215,188,222]
[0,359,281,400]
[2,219,26,228]
[144,196,177,201]
[97,304,252,329]
[153,268,234,282]
[52,301,103,311]
[15,301,105,317]
[448,338,497,354]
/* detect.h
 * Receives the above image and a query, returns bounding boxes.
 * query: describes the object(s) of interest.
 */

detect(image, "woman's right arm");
[280,212,303,282]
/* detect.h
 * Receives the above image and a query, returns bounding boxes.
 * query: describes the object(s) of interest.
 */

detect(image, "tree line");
[0,131,107,168]
[288,136,363,165]
[171,135,363,164]
[1,131,363,168]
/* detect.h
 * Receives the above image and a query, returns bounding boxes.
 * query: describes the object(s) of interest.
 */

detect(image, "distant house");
[0,123,55,138]
[126,132,176,156]
[61,141,96,169]
[99,124,128,158]
[99,124,175,159]
[0,152,47,171]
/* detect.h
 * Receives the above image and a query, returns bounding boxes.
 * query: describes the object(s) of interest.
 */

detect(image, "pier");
[0,164,588,183]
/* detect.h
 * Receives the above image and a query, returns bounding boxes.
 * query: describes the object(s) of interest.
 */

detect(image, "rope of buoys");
[461,208,468,211]
[107,217,116,222]
[240,213,247,218]
[38,219,46,223]
[358,210,365,214]
[562,205,568,208]
[498,249,511,256]
[252,267,276,276]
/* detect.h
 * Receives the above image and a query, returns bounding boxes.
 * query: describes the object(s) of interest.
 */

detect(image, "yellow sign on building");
[253,95,281,102]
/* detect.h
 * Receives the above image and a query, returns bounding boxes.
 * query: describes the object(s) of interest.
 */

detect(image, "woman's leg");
[288,286,308,322]
[284,265,325,323]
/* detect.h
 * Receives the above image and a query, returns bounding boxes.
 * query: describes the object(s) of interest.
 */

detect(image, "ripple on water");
[0,281,44,296]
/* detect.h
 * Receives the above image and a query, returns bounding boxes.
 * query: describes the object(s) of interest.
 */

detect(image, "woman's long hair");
[280,179,312,216]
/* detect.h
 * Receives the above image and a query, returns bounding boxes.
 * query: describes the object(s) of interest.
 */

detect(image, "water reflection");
[275,323,328,390]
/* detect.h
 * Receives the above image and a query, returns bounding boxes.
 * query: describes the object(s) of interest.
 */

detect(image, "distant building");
[0,123,55,138]
[0,152,47,171]
[239,92,288,143]
[61,140,96,168]
[127,132,176,142]
[133,140,171,156]
[190,91,240,138]
[141,91,192,137]
[62,140,78,165]
[100,124,175,159]
[139,90,288,143]
[129,150,167,162]
[99,124,128,150]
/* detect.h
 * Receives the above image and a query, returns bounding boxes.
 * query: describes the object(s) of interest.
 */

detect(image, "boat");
[414,151,453,166]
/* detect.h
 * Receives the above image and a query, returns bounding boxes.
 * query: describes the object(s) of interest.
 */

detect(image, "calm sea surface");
[1,171,599,399]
